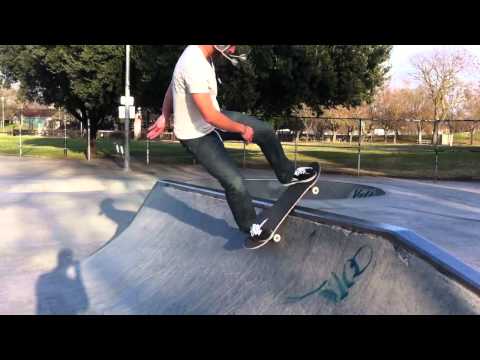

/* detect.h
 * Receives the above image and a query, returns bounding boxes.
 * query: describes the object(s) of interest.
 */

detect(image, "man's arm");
[191,93,254,142]
[147,83,172,140]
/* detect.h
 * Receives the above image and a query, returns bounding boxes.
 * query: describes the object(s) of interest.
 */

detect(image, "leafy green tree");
[0,45,126,155]
[216,45,392,118]
[0,45,392,155]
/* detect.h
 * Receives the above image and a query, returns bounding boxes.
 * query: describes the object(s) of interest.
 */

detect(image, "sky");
[388,45,480,88]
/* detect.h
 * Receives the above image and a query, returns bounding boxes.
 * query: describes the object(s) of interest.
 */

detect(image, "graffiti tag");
[352,187,377,199]
[287,245,374,304]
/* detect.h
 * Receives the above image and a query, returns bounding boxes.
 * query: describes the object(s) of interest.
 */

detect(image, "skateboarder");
[147,45,317,243]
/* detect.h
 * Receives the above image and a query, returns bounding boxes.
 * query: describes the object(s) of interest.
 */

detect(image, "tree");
[444,84,469,146]
[0,45,127,156]
[132,45,393,140]
[398,86,433,144]
[291,104,319,142]
[369,87,406,144]
[0,45,392,153]
[131,45,185,125]
[462,86,480,145]
[323,104,370,143]
[216,45,392,118]
[0,87,22,124]
[411,49,477,145]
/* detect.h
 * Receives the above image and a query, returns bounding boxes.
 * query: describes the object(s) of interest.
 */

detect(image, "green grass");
[454,132,480,145]
[223,141,480,179]
[0,134,88,159]
[0,134,479,180]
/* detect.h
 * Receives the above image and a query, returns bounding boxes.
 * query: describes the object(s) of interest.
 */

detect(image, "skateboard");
[244,162,321,249]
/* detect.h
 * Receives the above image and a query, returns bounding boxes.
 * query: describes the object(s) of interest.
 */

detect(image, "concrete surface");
[0,156,156,314]
[1,155,479,314]
[168,168,480,272]
[45,182,480,314]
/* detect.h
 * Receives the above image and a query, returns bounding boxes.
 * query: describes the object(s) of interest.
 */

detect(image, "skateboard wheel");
[273,234,282,243]
[312,186,320,195]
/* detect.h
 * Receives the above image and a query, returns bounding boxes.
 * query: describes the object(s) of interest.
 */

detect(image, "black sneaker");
[283,165,317,187]
[247,219,273,248]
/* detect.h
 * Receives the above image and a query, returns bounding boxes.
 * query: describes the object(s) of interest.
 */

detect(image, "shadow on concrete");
[149,187,245,251]
[35,249,89,315]
[99,199,136,240]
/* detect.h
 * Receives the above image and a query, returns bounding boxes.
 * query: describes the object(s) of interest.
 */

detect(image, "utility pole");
[124,45,131,172]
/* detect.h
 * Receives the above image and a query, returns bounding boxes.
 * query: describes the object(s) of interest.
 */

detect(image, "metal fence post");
[146,139,150,166]
[87,118,91,161]
[63,110,68,157]
[19,109,23,158]
[357,119,362,176]
[294,133,298,168]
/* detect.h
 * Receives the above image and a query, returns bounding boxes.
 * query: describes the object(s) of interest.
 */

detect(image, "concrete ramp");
[75,181,480,315]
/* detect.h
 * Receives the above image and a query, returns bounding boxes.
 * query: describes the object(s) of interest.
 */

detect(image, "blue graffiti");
[287,245,374,304]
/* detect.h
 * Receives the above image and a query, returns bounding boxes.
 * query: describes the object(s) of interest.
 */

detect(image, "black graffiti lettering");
[353,188,376,198]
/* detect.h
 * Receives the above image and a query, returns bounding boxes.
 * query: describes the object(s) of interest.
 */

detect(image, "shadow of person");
[35,249,89,315]
[99,199,136,240]
[148,186,247,251]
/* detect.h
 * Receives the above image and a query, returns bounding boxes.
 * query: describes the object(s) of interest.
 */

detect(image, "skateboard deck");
[244,163,321,249]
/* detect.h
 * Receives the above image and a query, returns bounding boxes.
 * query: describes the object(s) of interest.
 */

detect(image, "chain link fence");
[1,115,479,180]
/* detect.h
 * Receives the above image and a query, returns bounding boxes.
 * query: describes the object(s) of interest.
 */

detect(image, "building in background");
[21,104,57,132]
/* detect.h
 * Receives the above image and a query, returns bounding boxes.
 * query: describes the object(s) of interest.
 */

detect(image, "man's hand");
[147,115,166,140]
[241,125,254,144]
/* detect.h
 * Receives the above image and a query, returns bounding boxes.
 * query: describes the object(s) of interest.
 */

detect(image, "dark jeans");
[180,111,295,233]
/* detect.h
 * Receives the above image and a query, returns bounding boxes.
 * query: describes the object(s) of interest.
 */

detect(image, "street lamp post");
[124,45,131,172]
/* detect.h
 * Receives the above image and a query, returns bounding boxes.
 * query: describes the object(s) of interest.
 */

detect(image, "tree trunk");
[90,123,98,158]
[417,122,423,144]
[90,136,97,157]
[432,120,439,145]
[394,130,398,144]
[471,128,475,146]
[448,124,454,147]
[332,130,337,143]
[384,130,387,143]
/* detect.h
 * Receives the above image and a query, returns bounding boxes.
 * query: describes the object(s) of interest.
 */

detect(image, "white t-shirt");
[171,45,220,140]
